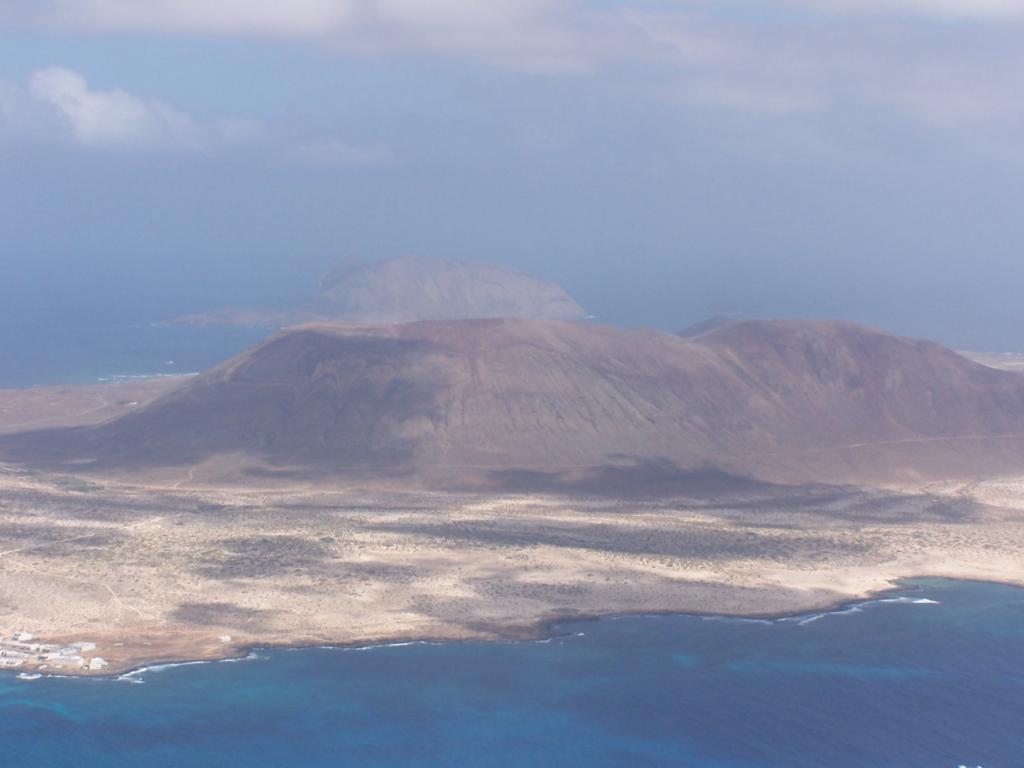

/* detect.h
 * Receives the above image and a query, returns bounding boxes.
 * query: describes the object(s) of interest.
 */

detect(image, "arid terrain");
[3,460,1024,676]
[4,322,1024,676]
[0,376,188,435]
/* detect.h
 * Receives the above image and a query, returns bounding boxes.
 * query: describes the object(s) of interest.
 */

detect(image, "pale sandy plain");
[2,373,1024,676]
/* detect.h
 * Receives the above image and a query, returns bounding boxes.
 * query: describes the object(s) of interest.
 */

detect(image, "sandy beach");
[3,467,1024,676]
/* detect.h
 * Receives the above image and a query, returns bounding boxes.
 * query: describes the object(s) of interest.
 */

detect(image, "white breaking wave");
[119,651,262,681]
[347,641,430,652]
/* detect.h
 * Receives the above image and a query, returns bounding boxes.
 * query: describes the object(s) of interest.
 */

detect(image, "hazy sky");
[2,1,1024,350]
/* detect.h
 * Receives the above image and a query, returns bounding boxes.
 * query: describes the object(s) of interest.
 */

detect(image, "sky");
[2,0,1024,355]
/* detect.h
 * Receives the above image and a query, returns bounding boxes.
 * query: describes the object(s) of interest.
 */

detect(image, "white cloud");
[10,0,586,71]
[289,139,395,168]
[7,3,1024,159]
[615,7,1024,149]
[0,77,65,142]
[8,67,387,162]
[29,66,205,149]
[24,66,265,151]
[367,0,556,36]
[35,0,567,36]
[786,0,1024,21]
[15,0,1023,45]
[9,1,1024,72]
[43,0,357,35]
[379,0,592,72]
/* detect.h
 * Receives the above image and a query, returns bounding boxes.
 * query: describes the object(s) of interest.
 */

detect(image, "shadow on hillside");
[483,457,774,499]
[364,516,870,561]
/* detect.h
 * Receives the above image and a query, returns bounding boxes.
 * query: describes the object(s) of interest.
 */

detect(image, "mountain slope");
[5,319,1024,488]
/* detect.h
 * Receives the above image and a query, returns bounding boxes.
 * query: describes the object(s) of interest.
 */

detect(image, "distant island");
[169,255,588,328]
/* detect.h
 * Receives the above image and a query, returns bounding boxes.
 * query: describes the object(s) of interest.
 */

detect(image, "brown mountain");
[5,319,1024,489]
[677,316,741,338]
[309,256,588,323]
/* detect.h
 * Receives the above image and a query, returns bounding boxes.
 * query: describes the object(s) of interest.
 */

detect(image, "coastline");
[0,375,189,435]
[8,577,1021,768]
[3,466,1024,681]
[6,574,1016,681]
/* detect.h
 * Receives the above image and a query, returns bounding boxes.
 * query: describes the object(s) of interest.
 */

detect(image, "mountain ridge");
[5,318,1024,490]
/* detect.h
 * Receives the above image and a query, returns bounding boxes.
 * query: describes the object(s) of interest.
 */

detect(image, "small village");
[0,631,107,675]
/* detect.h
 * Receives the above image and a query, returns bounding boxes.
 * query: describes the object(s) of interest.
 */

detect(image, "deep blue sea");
[0,323,272,388]
[1,579,1021,767]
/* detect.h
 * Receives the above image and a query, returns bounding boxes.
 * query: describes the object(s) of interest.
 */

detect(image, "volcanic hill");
[310,256,587,323]
[171,256,587,327]
[5,319,1024,490]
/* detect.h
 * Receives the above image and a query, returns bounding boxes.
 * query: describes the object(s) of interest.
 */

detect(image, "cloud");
[363,0,585,69]
[609,6,1024,156]
[784,0,1024,21]
[15,0,1023,44]
[0,76,66,142]
[29,66,205,149]
[31,0,565,35]
[289,139,395,168]
[30,0,357,35]
[24,66,265,151]
[8,68,388,164]
[7,3,1024,160]
[9,0,586,71]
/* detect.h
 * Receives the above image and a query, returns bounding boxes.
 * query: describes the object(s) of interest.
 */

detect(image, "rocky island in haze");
[169,256,587,328]
[311,256,587,323]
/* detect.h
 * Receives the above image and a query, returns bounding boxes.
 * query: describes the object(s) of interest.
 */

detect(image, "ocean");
[0,322,272,389]
[1,579,1020,767]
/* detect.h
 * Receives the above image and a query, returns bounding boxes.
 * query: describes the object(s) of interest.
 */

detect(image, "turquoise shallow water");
[1,579,1021,767]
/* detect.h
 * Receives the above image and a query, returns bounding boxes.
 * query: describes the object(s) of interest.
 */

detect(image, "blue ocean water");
[0,323,272,388]
[1,579,1021,767]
